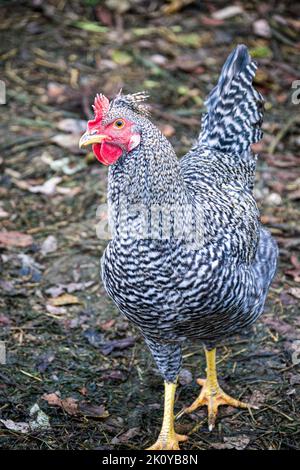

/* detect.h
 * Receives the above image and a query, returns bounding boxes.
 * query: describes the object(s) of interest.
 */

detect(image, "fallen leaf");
[41,235,58,256]
[47,82,66,101]
[201,16,224,26]
[289,374,300,385]
[176,33,201,47]
[248,390,266,406]
[288,189,300,201]
[79,387,88,396]
[212,6,243,20]
[150,54,167,66]
[0,207,9,218]
[105,0,130,14]
[100,337,135,355]
[18,254,43,282]
[60,397,79,416]
[212,435,250,450]
[83,329,104,347]
[265,193,282,206]
[28,176,62,195]
[73,20,108,33]
[46,304,67,315]
[160,124,176,137]
[111,427,140,444]
[253,19,272,38]
[42,393,108,419]
[50,293,81,306]
[111,50,133,66]
[51,134,82,154]
[0,231,33,248]
[162,0,194,15]
[78,403,109,418]
[101,370,126,381]
[250,45,272,59]
[0,314,11,326]
[42,392,62,406]
[285,268,300,283]
[36,352,55,373]
[42,393,78,416]
[46,281,94,297]
[29,403,51,430]
[55,186,81,197]
[0,419,30,434]
[288,287,300,299]
[56,118,86,134]
[43,155,86,175]
[263,317,296,339]
[99,319,116,331]
[95,5,113,26]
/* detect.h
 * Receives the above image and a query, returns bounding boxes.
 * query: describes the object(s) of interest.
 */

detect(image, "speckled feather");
[100,46,278,382]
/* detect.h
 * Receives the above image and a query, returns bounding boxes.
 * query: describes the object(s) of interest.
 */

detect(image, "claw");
[184,377,253,430]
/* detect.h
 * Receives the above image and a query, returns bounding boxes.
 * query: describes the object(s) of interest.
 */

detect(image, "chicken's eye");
[113,119,125,129]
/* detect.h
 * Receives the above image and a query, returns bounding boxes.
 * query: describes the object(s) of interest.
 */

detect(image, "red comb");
[88,93,109,129]
[92,93,109,119]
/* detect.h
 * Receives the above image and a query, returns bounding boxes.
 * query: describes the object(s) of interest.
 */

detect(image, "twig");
[268,115,300,155]
[19,369,43,382]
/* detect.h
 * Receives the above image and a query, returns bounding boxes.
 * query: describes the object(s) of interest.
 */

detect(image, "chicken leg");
[183,348,251,430]
[147,381,188,450]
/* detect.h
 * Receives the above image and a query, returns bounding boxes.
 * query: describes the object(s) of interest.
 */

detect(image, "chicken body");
[101,47,278,383]
[80,45,278,447]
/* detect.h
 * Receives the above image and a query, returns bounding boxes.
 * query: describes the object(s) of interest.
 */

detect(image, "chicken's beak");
[79,132,110,149]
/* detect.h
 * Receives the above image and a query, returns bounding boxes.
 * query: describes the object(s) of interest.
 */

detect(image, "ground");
[0,0,299,450]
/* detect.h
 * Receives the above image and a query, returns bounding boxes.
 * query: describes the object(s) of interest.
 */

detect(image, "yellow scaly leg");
[183,348,252,430]
[147,381,188,450]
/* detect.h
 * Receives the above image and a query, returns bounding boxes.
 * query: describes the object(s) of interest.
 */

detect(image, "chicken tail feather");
[198,44,264,156]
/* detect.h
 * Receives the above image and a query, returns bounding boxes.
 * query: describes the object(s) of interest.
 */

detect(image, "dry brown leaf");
[42,393,108,419]
[159,123,176,137]
[28,177,62,195]
[78,403,109,419]
[51,134,83,154]
[289,287,300,299]
[0,207,9,218]
[0,419,30,434]
[42,392,62,406]
[56,118,86,134]
[212,435,250,450]
[0,314,11,325]
[212,5,243,20]
[99,319,116,331]
[0,231,33,248]
[50,293,81,306]
[253,19,271,38]
[111,427,140,444]
[60,397,79,416]
[42,393,78,416]
[41,235,58,256]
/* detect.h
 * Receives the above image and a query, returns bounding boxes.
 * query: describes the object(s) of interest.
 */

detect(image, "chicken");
[79,45,278,450]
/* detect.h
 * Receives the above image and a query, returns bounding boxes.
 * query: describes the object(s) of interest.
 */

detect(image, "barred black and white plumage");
[97,45,278,383]
[198,44,264,156]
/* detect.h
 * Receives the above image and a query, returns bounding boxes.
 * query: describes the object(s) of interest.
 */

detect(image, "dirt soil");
[0,0,299,450]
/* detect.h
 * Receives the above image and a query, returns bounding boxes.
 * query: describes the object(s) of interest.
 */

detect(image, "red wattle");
[92,142,123,166]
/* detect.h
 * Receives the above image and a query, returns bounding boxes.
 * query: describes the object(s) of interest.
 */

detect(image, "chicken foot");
[182,347,254,430]
[146,382,188,450]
